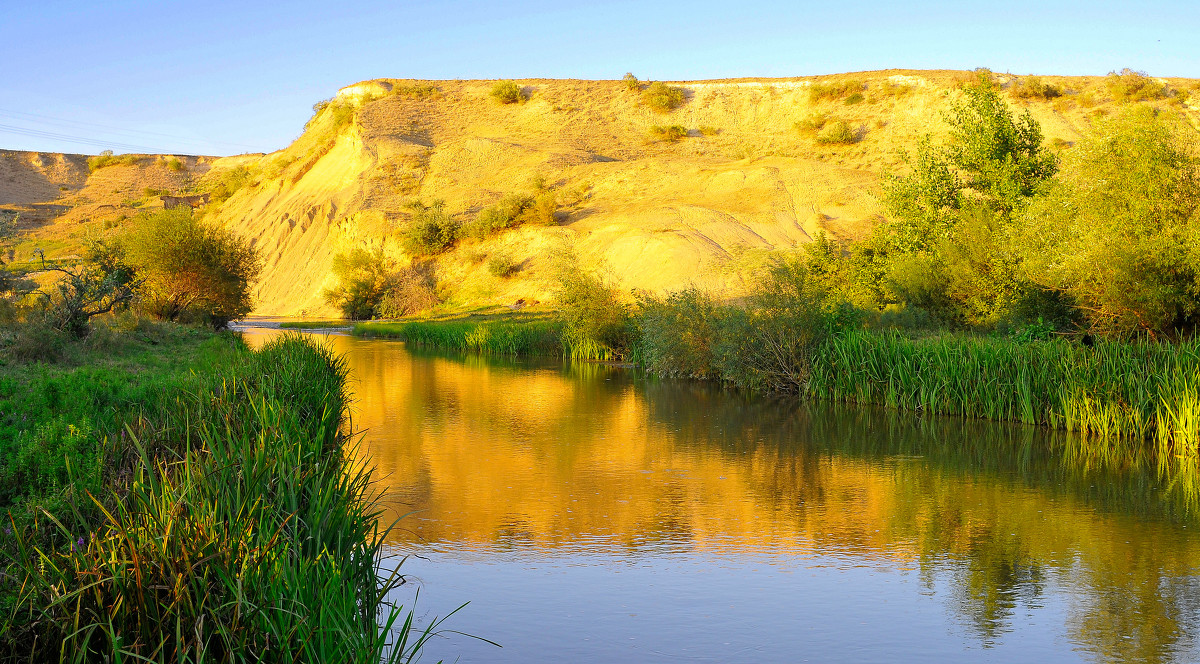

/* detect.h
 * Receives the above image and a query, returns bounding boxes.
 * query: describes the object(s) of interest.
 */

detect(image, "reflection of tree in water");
[343,338,1200,663]
[637,378,1200,660]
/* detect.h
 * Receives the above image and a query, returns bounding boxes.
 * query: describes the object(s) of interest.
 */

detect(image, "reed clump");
[809,332,1200,455]
[357,317,565,356]
[0,334,434,662]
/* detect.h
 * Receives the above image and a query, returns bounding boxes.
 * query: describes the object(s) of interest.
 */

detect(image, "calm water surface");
[245,329,1200,663]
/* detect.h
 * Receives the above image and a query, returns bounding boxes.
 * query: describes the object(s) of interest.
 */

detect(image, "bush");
[636,288,725,379]
[164,157,185,172]
[794,114,828,133]
[464,191,557,239]
[377,266,440,318]
[87,151,140,172]
[467,194,533,239]
[844,92,865,105]
[487,254,520,278]
[623,72,641,92]
[306,98,356,131]
[30,241,140,339]
[809,79,864,103]
[1106,69,1168,102]
[815,120,859,145]
[642,82,685,113]
[123,208,262,328]
[1018,106,1200,336]
[7,319,67,363]
[699,125,720,136]
[322,249,391,320]
[555,264,630,359]
[490,81,524,104]
[402,200,459,255]
[390,83,440,98]
[205,165,254,205]
[1010,76,1062,100]
[649,125,688,142]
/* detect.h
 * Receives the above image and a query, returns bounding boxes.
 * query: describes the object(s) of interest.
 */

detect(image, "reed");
[0,335,435,662]
[356,316,615,359]
[809,331,1200,455]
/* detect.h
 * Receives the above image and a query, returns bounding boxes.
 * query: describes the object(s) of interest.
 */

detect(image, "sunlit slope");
[7,71,1198,316]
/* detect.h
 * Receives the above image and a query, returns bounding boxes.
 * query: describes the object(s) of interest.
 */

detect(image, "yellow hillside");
[4,70,1197,316]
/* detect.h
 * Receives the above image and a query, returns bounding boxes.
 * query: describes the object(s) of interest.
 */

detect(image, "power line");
[0,107,264,152]
[0,124,166,153]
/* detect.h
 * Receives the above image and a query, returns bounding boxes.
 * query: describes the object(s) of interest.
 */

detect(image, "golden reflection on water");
[245,330,1200,663]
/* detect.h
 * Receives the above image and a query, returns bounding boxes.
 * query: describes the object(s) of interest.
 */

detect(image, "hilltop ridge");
[4,70,1198,316]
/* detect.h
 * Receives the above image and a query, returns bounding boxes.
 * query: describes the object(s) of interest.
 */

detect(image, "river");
[243,328,1200,663]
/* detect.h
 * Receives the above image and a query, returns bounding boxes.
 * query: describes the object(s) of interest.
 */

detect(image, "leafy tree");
[1019,106,1200,336]
[123,208,261,328]
[31,241,139,338]
[864,77,1060,327]
[322,249,392,320]
[944,79,1058,212]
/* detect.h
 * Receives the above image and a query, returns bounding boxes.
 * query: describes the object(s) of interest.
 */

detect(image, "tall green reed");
[1,335,439,663]
[810,332,1200,455]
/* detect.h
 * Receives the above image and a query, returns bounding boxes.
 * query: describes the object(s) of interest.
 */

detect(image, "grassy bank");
[356,310,569,356]
[363,304,1200,456]
[810,332,1200,456]
[0,325,429,662]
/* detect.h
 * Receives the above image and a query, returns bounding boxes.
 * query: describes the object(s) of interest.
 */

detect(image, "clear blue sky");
[2,0,1196,156]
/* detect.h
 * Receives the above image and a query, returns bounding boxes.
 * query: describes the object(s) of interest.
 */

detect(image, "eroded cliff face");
[10,71,1195,316]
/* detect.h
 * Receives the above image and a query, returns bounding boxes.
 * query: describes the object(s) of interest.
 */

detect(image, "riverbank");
[353,309,1200,456]
[355,309,566,356]
[0,321,425,661]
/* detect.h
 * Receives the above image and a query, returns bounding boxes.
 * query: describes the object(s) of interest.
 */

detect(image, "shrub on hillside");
[699,125,720,136]
[649,125,688,142]
[794,114,828,134]
[815,120,859,145]
[809,79,864,103]
[464,190,557,239]
[205,165,254,205]
[164,157,185,172]
[642,82,685,113]
[306,98,356,131]
[87,151,141,172]
[1010,76,1062,100]
[844,92,865,105]
[390,83,440,99]
[1106,69,1169,102]
[402,200,459,256]
[491,81,524,104]
[487,254,520,278]
[623,72,641,92]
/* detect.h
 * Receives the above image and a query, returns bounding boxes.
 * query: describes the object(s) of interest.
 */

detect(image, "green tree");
[123,208,261,328]
[31,241,139,338]
[1019,106,1200,336]
[867,77,1060,327]
[322,248,392,320]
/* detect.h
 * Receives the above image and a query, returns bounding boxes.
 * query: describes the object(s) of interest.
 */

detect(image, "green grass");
[0,325,439,661]
[279,319,351,329]
[354,309,617,360]
[809,331,1200,456]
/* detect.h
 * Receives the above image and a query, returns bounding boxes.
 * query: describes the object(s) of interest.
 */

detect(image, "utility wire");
[0,107,264,152]
[0,124,166,153]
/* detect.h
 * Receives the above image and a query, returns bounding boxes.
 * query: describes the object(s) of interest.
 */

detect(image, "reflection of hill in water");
[245,330,1200,662]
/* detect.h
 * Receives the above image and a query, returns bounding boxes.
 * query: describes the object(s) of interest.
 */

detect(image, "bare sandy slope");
[6,71,1198,316]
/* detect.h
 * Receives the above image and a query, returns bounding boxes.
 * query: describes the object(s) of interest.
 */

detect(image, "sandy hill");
[4,70,1198,316]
